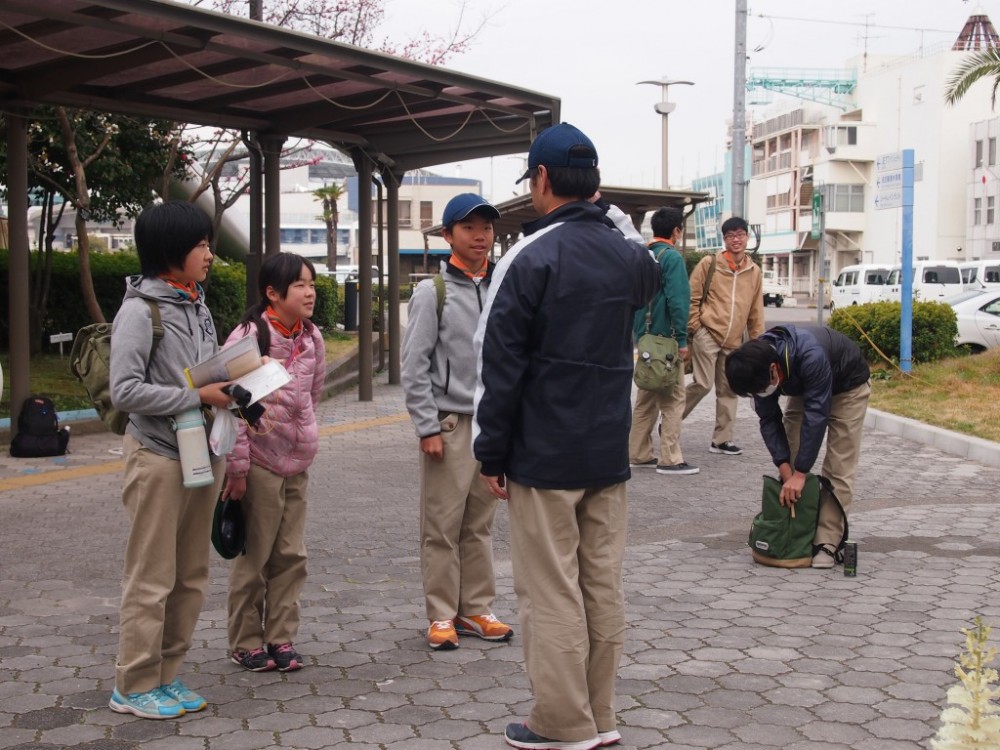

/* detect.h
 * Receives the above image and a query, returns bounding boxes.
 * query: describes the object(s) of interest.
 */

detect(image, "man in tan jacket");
[683,216,765,455]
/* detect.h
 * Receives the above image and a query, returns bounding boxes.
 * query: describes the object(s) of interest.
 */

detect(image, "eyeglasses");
[723,231,748,241]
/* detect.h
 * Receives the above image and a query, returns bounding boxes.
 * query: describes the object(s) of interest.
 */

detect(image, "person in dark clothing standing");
[474,123,659,750]
[724,324,871,569]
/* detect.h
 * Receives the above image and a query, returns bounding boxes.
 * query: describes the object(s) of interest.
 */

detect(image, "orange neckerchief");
[448,254,488,280]
[649,237,675,246]
[266,305,303,338]
[723,251,748,272]
[159,275,199,302]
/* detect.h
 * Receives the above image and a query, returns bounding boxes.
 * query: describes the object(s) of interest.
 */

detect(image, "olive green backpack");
[748,473,847,568]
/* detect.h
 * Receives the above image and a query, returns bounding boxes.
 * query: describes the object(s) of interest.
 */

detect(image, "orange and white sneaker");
[428,620,459,650]
[454,613,514,642]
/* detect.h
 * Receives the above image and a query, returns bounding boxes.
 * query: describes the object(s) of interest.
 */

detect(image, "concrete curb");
[866,406,1000,468]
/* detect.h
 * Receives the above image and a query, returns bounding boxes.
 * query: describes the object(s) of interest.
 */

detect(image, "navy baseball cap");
[442,193,501,226]
[516,123,599,183]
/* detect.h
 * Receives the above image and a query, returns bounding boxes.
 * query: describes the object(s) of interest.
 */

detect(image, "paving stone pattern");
[1,376,998,749]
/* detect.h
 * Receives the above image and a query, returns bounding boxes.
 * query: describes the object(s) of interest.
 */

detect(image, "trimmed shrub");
[828,300,958,365]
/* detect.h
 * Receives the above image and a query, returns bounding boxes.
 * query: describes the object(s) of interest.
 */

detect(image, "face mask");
[755,383,778,398]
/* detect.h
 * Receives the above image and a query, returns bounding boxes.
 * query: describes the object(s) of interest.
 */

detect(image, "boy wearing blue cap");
[401,193,514,651]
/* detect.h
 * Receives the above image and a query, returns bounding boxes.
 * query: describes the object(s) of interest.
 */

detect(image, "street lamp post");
[638,77,694,189]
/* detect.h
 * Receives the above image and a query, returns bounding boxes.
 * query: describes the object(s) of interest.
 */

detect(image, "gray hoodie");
[402,260,492,438]
[110,275,220,460]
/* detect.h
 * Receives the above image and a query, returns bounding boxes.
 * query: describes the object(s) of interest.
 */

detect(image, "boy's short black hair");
[721,216,749,235]
[134,201,214,278]
[650,207,684,238]
[725,339,778,397]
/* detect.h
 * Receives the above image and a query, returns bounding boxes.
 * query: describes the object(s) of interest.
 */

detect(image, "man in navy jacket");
[725,324,870,569]
[474,123,659,750]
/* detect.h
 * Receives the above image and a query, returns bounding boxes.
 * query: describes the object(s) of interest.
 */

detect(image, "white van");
[829,264,891,311]
[960,260,1000,290]
[879,260,964,303]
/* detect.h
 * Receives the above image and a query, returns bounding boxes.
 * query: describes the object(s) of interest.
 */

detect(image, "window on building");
[280,228,308,244]
[988,196,996,225]
[976,140,984,168]
[974,197,982,225]
[420,201,433,229]
[828,184,864,212]
[375,200,412,227]
[990,138,998,166]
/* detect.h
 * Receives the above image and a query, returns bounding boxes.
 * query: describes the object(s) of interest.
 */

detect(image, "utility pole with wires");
[731,0,748,219]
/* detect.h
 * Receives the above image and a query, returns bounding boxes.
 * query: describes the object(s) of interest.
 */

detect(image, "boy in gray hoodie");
[401,194,513,651]
[108,201,233,720]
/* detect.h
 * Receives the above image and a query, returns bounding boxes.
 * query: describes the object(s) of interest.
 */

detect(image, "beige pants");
[228,465,309,651]
[420,412,500,622]
[507,480,627,743]
[629,369,687,466]
[116,434,225,694]
[784,379,871,547]
[683,326,738,444]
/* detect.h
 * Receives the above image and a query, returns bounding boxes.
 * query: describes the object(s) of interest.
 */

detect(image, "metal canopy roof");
[423,187,714,241]
[0,0,560,171]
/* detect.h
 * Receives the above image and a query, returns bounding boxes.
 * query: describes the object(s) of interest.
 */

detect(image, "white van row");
[830,260,1000,310]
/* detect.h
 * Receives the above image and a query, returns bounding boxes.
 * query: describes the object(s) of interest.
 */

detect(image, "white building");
[743,13,1000,297]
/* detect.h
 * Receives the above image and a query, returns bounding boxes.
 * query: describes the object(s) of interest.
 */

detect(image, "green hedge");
[0,249,339,349]
[828,300,958,365]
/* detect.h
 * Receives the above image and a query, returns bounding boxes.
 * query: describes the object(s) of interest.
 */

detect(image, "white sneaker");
[812,544,837,569]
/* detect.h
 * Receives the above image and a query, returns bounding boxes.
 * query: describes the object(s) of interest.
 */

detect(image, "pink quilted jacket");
[223,317,326,479]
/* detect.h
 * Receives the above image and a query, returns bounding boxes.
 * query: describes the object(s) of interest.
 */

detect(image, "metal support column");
[352,150,374,401]
[261,135,286,257]
[384,169,402,385]
[6,113,30,427]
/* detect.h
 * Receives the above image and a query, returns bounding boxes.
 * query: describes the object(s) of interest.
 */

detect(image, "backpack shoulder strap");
[433,273,446,323]
[699,254,717,308]
[145,299,164,360]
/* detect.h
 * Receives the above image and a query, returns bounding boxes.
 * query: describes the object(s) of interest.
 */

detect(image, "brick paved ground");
[1,376,997,750]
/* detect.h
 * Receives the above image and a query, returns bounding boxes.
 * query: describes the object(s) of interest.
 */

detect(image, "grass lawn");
[1,332,360,417]
[869,348,1000,444]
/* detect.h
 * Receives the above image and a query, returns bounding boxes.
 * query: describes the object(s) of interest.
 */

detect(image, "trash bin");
[344,280,359,331]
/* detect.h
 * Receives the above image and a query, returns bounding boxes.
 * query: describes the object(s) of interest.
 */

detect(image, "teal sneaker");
[160,678,207,712]
[109,687,185,719]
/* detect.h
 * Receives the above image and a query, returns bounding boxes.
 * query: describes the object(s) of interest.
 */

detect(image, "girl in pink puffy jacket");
[222,253,326,673]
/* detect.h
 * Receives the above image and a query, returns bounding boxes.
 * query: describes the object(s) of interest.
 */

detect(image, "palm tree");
[945,47,1000,106]
[313,182,345,272]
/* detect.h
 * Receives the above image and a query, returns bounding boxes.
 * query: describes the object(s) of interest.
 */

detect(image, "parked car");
[829,264,890,311]
[947,290,1000,352]
[761,269,791,307]
[960,260,1000,291]
[879,261,964,302]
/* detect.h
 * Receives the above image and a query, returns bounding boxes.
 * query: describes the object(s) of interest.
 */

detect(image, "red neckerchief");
[159,275,199,302]
[448,254,487,280]
[266,305,303,339]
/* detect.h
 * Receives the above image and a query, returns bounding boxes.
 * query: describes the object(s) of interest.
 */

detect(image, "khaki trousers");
[683,326,738,444]
[116,434,225,694]
[228,465,309,651]
[507,481,627,742]
[629,369,687,466]
[784,379,871,547]
[420,412,500,622]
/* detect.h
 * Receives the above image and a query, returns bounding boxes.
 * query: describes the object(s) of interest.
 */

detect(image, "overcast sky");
[380,0,995,202]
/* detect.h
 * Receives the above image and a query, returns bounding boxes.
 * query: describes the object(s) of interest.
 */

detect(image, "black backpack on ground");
[9,395,70,458]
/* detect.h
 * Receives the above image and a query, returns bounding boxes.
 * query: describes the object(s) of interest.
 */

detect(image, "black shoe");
[231,646,276,672]
[656,462,700,475]
[267,642,304,672]
[628,458,657,468]
[709,441,743,455]
[504,722,601,750]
